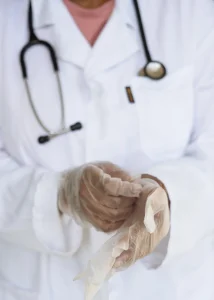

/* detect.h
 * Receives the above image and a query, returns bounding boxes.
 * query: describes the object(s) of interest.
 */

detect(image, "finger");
[113,250,132,268]
[102,175,142,197]
[82,164,142,199]
[86,212,124,233]
[144,205,156,234]
[82,164,104,188]
[143,188,167,233]
[80,177,137,209]
[95,162,131,181]
[81,197,135,222]
[99,195,137,209]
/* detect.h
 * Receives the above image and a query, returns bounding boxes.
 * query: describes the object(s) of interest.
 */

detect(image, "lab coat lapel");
[34,0,139,72]
[52,0,91,68]
[85,6,140,77]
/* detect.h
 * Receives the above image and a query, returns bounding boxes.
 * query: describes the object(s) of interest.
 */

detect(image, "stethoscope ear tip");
[70,122,83,131]
[38,135,50,144]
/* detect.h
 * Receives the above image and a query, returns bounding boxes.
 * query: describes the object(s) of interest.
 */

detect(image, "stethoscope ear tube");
[20,1,83,145]
[20,40,59,79]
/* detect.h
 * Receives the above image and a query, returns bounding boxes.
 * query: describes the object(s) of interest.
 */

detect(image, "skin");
[69,0,111,9]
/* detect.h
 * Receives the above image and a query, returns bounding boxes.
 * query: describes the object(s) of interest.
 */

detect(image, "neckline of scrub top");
[63,0,115,45]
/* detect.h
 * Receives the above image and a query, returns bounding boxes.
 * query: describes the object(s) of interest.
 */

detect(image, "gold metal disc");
[145,62,166,80]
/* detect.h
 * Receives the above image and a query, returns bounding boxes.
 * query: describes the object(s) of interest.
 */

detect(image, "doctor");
[1,0,214,299]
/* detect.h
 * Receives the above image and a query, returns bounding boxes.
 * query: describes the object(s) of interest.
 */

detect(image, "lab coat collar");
[31,0,54,29]
[116,0,138,29]
[31,0,139,72]
[84,7,139,76]
[32,0,137,29]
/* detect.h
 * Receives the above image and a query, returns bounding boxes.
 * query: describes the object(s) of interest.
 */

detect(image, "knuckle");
[111,208,119,218]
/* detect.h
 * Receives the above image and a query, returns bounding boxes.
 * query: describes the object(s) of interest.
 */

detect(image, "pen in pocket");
[125,87,135,104]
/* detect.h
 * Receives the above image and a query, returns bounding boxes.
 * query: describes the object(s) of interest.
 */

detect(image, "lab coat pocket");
[0,280,38,300]
[130,66,194,161]
[177,251,214,300]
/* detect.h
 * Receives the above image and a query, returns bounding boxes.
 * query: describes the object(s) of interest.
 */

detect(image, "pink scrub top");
[63,0,115,45]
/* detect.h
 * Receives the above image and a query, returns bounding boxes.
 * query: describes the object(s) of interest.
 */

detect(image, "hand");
[58,162,143,232]
[114,176,170,268]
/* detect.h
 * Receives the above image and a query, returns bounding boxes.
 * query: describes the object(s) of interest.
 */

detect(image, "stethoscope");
[20,0,166,144]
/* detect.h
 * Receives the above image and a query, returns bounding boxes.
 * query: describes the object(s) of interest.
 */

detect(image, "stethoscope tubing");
[20,1,78,144]
[132,0,152,63]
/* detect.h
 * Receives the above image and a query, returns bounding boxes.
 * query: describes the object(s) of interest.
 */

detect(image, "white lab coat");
[1,0,214,299]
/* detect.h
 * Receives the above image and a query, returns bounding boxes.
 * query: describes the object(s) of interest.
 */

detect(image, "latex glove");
[74,175,170,300]
[114,175,170,268]
[58,162,143,232]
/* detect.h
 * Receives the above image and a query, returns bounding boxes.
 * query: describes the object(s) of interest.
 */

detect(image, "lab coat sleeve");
[0,2,83,255]
[148,29,214,264]
[0,145,83,255]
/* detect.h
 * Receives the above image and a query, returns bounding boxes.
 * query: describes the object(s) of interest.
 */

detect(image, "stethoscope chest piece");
[138,61,166,80]
[133,0,166,80]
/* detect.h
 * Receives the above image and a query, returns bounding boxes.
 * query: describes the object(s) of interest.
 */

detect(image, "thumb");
[144,187,167,233]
